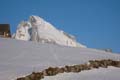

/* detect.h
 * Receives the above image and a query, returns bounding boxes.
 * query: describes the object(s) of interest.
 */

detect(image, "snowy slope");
[42,66,120,80]
[13,15,86,48]
[0,38,120,80]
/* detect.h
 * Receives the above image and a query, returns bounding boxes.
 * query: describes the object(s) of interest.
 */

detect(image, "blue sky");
[0,0,120,53]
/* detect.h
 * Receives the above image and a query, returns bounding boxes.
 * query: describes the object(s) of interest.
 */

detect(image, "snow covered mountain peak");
[29,15,56,30]
[13,15,86,48]
[13,21,31,40]
[30,15,44,26]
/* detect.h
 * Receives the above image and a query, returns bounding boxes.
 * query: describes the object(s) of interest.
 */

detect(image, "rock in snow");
[1,15,119,80]
[0,38,120,80]
[13,15,86,48]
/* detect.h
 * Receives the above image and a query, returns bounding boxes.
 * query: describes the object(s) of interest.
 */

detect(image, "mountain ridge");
[13,15,86,48]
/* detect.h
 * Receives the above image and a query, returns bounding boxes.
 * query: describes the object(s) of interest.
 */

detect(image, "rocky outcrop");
[16,59,120,80]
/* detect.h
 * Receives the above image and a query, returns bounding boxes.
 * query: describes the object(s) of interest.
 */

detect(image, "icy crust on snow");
[13,15,86,48]
[0,38,120,80]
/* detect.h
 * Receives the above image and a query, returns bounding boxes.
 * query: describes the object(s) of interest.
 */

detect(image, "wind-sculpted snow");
[13,21,31,40]
[13,15,86,47]
[0,38,120,80]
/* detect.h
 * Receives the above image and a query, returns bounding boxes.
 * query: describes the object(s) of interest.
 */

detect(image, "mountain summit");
[13,15,86,48]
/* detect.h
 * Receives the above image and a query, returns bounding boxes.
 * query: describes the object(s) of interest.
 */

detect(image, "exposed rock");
[64,65,72,72]
[58,67,65,73]
[112,61,120,67]
[44,67,59,76]
[16,59,120,80]
[17,77,25,80]
[89,60,100,68]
